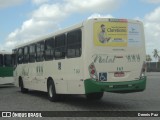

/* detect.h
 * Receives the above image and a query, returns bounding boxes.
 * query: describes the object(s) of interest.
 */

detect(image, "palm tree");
[146,54,152,70]
[153,49,159,69]
[153,49,159,61]
[146,54,152,62]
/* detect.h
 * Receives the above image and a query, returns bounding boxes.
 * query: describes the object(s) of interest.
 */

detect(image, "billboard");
[93,21,141,47]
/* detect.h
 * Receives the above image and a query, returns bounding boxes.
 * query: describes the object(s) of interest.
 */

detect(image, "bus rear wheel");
[47,80,59,102]
[86,92,104,100]
[19,79,28,93]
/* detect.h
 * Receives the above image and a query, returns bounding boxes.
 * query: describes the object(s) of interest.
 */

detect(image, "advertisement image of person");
[98,24,111,43]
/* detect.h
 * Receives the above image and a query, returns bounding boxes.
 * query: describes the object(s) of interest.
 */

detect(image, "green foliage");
[146,54,152,62]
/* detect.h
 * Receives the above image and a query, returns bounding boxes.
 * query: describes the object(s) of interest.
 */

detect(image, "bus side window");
[45,37,54,61]
[24,46,29,63]
[18,48,24,64]
[0,54,3,67]
[12,49,17,66]
[36,41,45,62]
[55,34,66,60]
[67,29,82,58]
[29,44,36,63]
[4,54,12,67]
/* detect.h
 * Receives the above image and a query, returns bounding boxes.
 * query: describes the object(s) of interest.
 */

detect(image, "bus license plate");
[114,72,125,77]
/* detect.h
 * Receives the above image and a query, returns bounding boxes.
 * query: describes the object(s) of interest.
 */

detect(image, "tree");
[146,54,152,70]
[153,49,159,62]
[146,54,152,62]
[153,49,160,69]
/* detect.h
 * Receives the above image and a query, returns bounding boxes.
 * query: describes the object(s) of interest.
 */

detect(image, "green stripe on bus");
[0,67,14,77]
[84,76,146,94]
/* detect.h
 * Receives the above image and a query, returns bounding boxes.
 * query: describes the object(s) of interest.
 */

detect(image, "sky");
[0,0,160,60]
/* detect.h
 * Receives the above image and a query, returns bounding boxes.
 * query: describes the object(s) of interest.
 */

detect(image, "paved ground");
[0,73,160,120]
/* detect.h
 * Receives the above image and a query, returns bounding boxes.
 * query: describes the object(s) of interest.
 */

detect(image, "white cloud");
[5,0,125,50]
[88,13,113,19]
[64,0,123,13]
[144,7,160,60]
[32,0,49,5]
[0,0,24,9]
[144,7,160,22]
[32,3,67,20]
[6,18,59,47]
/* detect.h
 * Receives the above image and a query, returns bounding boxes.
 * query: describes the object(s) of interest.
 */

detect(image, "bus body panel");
[14,58,85,94]
[0,52,14,85]
[0,77,14,85]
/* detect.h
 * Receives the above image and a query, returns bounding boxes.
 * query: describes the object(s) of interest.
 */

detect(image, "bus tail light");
[140,61,146,78]
[89,63,98,80]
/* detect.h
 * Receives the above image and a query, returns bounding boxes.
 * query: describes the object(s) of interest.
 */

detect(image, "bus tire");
[86,92,104,100]
[47,80,59,102]
[19,79,28,93]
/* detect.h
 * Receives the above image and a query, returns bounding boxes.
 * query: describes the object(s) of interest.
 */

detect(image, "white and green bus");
[13,18,147,101]
[0,51,14,85]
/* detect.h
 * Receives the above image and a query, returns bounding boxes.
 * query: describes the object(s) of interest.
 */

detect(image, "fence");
[146,62,160,72]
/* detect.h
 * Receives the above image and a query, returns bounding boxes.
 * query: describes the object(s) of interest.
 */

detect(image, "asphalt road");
[0,73,160,120]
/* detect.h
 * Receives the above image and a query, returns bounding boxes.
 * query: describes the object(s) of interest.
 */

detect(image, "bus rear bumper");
[84,76,147,94]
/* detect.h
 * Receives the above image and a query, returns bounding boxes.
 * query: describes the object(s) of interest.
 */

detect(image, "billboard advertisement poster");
[94,21,128,47]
